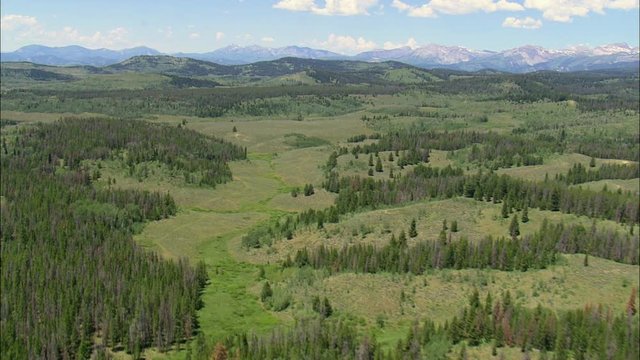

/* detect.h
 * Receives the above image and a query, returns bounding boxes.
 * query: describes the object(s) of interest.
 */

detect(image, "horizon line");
[2,41,639,55]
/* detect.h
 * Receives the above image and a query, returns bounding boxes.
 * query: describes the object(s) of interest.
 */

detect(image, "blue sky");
[1,0,638,53]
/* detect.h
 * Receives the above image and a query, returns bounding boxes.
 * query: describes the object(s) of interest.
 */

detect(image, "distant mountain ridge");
[2,43,638,72]
[0,45,161,66]
[176,45,344,65]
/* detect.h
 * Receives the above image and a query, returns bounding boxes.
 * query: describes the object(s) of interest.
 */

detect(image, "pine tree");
[550,189,561,211]
[368,153,374,167]
[375,157,383,172]
[501,201,509,218]
[399,230,407,247]
[409,218,418,238]
[627,288,637,316]
[368,168,374,176]
[232,126,237,133]
[261,281,273,302]
[589,157,596,168]
[521,204,529,223]
[451,220,458,233]
[509,215,520,238]
[322,297,333,318]
[583,253,589,267]
[304,184,314,196]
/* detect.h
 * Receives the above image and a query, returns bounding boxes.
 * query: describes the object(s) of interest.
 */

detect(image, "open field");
[572,178,640,194]
[237,196,635,264]
[497,152,638,181]
[272,255,639,349]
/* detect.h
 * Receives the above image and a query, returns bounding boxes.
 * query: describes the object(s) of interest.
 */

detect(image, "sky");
[1,0,639,54]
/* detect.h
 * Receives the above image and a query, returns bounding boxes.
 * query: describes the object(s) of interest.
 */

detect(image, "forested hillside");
[0,118,245,358]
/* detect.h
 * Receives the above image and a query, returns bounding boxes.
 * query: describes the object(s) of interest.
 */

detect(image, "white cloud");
[261,36,275,43]
[158,26,173,39]
[42,26,130,48]
[502,16,543,28]
[215,31,225,41]
[273,0,379,15]
[1,14,38,30]
[523,0,639,22]
[383,37,419,49]
[392,0,523,17]
[189,32,200,39]
[274,0,316,11]
[239,33,253,41]
[2,14,132,49]
[313,33,378,53]
[392,0,639,22]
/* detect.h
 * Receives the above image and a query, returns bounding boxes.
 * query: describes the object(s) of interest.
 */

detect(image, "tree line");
[1,84,399,118]
[557,162,639,185]
[286,218,638,276]
[242,163,638,250]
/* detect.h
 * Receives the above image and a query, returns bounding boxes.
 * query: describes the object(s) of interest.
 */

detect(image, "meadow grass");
[497,153,638,182]
[571,178,639,194]
[277,255,638,350]
[240,197,634,264]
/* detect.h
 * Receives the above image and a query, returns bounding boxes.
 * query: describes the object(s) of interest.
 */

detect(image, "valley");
[1,56,638,360]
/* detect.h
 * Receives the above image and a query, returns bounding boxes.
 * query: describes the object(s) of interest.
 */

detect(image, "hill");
[2,43,638,72]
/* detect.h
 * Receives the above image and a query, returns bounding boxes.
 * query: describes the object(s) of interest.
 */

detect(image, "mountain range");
[1,43,638,73]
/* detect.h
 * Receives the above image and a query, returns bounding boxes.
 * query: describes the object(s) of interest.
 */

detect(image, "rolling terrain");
[1,57,639,359]
[2,42,639,72]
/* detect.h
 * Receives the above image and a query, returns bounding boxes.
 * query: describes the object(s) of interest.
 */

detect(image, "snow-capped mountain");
[356,44,496,66]
[180,45,343,64]
[354,46,417,62]
[592,43,638,56]
[1,43,638,72]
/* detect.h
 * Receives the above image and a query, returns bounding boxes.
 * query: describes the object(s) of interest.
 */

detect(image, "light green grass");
[279,255,638,349]
[150,112,373,153]
[497,153,637,182]
[571,178,639,194]
[0,110,107,123]
[242,197,633,264]
[336,149,455,180]
[271,146,331,186]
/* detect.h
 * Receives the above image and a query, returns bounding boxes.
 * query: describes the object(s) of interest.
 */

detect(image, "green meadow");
[2,64,638,359]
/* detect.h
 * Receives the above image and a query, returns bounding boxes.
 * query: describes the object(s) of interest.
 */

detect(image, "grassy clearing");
[336,149,456,180]
[135,210,268,260]
[572,178,639,194]
[241,197,634,264]
[150,112,372,153]
[196,232,283,341]
[268,190,336,213]
[283,133,331,148]
[277,255,638,349]
[497,153,637,182]
[0,110,107,123]
[271,146,330,186]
